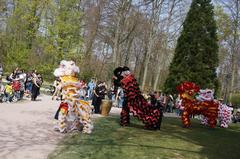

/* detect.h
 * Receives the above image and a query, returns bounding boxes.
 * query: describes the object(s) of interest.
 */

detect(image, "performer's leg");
[54,103,68,133]
[75,101,93,134]
[120,100,130,126]
[208,115,217,128]
[58,108,68,133]
[182,111,191,128]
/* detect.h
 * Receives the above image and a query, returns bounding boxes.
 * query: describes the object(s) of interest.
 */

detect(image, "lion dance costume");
[54,60,93,133]
[113,66,162,130]
[177,81,233,128]
[216,103,232,128]
[177,81,219,128]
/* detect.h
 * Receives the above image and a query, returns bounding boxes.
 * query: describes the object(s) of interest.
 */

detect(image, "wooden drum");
[100,100,112,116]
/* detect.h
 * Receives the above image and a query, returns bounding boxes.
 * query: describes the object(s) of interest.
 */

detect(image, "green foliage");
[229,93,240,107]
[4,42,30,72]
[164,0,219,94]
[0,0,84,81]
[48,0,83,54]
[36,63,56,81]
[80,69,95,82]
[214,6,232,42]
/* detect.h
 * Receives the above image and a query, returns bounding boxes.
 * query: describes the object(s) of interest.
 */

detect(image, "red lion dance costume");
[177,81,219,128]
[113,66,162,130]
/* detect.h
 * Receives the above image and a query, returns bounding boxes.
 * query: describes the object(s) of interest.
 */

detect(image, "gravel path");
[0,95,122,159]
[0,95,65,159]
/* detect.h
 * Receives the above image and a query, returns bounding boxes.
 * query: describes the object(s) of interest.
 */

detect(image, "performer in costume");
[113,66,163,130]
[177,82,233,128]
[177,82,219,128]
[54,60,93,133]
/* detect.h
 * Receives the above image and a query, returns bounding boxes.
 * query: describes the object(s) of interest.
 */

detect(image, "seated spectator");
[5,81,13,103]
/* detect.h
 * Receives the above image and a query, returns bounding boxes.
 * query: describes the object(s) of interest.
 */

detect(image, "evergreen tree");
[164,0,219,94]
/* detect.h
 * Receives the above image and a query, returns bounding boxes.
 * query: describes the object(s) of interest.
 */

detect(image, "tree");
[221,0,239,101]
[164,0,219,94]
[214,6,233,100]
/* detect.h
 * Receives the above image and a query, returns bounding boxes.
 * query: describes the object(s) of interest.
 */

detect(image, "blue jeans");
[14,91,21,100]
[87,89,93,100]
[118,98,124,108]
[5,93,12,102]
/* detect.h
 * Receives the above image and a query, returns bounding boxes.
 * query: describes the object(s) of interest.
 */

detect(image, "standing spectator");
[92,81,107,114]
[7,70,16,82]
[108,84,116,105]
[116,87,124,108]
[31,70,41,101]
[37,73,43,96]
[79,86,87,100]
[167,94,174,113]
[87,79,96,100]
[79,80,87,100]
[52,77,62,100]
[25,72,33,97]
[175,94,183,116]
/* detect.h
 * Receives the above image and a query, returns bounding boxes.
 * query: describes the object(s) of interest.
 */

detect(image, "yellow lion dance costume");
[53,60,93,134]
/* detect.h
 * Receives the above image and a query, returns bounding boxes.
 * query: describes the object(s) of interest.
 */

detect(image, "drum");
[100,99,112,116]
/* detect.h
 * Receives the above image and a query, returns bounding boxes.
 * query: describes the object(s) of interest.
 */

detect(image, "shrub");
[230,93,240,108]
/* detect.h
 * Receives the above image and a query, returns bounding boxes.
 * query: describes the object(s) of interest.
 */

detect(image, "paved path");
[0,95,122,159]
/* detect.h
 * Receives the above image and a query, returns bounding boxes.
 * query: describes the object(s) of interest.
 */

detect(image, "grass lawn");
[48,115,240,159]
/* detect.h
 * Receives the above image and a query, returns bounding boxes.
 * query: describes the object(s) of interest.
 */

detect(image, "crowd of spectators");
[0,66,43,103]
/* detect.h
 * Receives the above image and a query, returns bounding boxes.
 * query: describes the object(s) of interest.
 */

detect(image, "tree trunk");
[112,17,121,67]
[84,1,102,63]
[112,0,132,68]
[124,37,134,66]
[153,0,176,91]
[141,31,154,90]
[229,0,239,101]
[141,0,165,90]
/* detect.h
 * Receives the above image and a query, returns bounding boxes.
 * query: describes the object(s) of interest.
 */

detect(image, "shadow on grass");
[48,115,240,159]
[161,117,240,159]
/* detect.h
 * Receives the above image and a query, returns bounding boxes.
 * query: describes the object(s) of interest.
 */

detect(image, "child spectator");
[5,81,13,103]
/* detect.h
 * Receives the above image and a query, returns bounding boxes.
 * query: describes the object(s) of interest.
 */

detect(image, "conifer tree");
[164,0,219,94]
